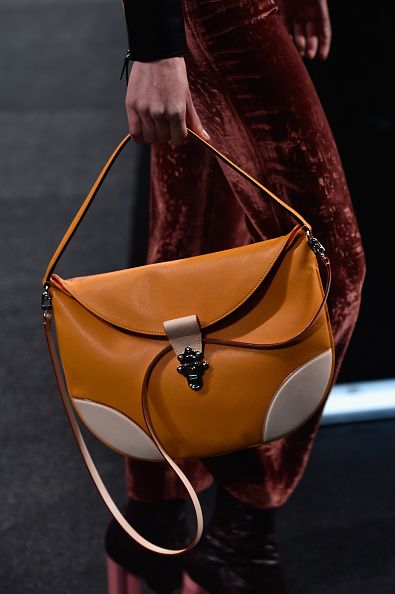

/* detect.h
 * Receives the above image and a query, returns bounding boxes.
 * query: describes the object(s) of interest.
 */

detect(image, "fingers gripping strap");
[42,129,312,285]
[44,315,203,556]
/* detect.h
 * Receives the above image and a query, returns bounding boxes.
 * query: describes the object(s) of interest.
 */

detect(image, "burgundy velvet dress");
[124,0,366,509]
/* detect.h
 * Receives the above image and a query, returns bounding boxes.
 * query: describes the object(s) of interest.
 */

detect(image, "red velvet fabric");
[125,0,366,509]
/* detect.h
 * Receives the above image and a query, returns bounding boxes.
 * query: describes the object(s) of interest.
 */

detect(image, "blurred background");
[0,0,394,592]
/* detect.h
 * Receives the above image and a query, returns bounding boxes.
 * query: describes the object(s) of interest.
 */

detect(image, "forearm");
[122,0,188,62]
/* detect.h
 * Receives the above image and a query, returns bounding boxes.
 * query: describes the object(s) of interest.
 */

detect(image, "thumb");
[186,91,211,140]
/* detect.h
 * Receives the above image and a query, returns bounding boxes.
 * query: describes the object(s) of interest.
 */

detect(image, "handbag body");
[42,129,334,555]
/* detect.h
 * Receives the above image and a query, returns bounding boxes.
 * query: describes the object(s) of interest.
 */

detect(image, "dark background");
[0,1,394,593]
[305,1,394,381]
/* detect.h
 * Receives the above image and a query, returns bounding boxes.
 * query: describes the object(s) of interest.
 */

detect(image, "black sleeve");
[123,0,188,62]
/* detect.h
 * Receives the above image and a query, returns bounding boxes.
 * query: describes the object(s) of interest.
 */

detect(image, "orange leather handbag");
[42,129,334,555]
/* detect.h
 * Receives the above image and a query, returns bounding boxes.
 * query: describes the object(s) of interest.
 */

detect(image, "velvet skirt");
[124,0,366,509]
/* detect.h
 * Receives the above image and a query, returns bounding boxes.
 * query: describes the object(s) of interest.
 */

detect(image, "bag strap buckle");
[304,228,328,263]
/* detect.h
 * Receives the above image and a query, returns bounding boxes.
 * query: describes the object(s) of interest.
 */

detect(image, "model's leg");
[180,0,366,508]
[178,2,365,592]
[113,0,366,590]
[105,496,192,594]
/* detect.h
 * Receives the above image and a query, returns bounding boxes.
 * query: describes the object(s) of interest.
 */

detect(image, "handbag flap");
[50,227,300,336]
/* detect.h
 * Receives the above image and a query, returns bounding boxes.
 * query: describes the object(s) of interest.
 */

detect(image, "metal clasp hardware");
[304,228,328,262]
[42,283,52,322]
[177,346,209,391]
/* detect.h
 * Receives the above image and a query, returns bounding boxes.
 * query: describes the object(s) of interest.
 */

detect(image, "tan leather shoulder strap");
[186,128,311,231]
[42,134,131,285]
[42,129,311,285]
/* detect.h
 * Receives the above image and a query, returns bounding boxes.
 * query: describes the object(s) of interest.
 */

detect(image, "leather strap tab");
[163,314,202,356]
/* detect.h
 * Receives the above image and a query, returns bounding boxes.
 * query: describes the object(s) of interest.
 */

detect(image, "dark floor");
[0,1,394,593]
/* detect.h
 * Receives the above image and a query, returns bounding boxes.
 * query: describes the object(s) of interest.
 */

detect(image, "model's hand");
[125,56,210,145]
[278,0,332,60]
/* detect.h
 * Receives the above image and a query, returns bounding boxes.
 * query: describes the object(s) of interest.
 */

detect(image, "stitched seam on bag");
[262,348,333,437]
[60,232,296,335]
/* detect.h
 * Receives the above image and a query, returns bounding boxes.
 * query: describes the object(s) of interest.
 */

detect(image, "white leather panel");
[262,349,333,442]
[73,398,164,461]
